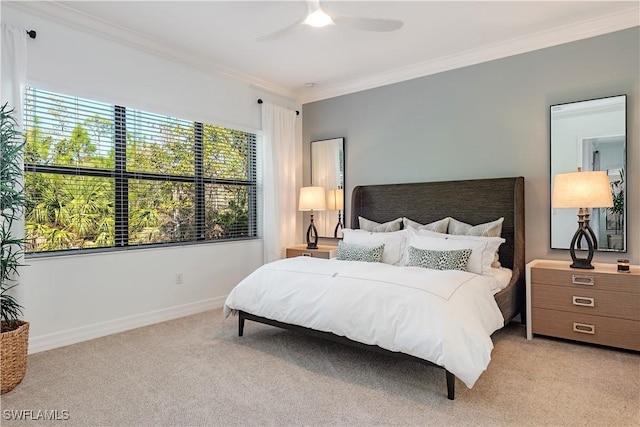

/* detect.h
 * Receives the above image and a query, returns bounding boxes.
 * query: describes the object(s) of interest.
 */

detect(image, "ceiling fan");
[256,0,404,42]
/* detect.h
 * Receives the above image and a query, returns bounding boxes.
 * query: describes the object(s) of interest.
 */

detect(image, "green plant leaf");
[0,102,26,322]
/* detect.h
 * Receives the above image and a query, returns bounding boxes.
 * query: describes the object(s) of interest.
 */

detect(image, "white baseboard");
[28,297,226,354]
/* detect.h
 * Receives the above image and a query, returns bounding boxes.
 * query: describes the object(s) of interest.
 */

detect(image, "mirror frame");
[310,137,345,239]
[550,94,627,253]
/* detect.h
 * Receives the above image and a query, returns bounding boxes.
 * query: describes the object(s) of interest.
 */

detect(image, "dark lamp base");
[569,211,596,270]
[306,214,319,250]
[333,212,343,239]
[570,258,595,269]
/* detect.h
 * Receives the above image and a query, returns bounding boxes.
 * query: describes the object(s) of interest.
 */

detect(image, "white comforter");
[224,256,505,388]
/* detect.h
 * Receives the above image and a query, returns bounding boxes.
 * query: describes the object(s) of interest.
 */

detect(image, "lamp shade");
[299,186,326,211]
[552,171,613,208]
[327,188,344,211]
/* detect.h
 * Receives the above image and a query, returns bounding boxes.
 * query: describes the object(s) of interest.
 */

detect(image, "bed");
[225,176,525,400]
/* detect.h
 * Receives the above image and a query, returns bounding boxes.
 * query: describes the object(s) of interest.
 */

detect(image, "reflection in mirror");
[311,138,345,238]
[550,95,626,252]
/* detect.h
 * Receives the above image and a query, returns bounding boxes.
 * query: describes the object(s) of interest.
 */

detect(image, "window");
[24,87,257,254]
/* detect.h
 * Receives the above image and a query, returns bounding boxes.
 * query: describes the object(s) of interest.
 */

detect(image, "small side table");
[286,244,338,259]
[526,259,639,351]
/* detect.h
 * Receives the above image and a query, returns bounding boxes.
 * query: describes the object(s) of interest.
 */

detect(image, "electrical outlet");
[175,273,183,285]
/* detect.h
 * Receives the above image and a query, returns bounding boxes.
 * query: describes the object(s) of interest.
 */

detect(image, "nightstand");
[286,244,338,259]
[526,259,639,351]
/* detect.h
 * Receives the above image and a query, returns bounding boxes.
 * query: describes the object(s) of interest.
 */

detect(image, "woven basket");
[1,321,29,394]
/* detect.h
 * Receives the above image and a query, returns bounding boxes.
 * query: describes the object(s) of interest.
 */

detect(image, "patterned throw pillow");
[358,216,402,232]
[406,246,472,271]
[337,241,385,262]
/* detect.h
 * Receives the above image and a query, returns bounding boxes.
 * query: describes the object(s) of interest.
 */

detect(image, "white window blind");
[24,87,257,254]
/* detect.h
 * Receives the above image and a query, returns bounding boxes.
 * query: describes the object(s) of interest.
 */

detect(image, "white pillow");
[406,228,504,275]
[446,233,506,270]
[405,228,447,238]
[358,216,402,232]
[402,217,450,233]
[411,227,505,263]
[342,228,407,266]
[447,217,505,267]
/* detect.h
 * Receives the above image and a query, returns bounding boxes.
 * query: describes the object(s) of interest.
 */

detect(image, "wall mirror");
[311,137,345,239]
[550,95,626,252]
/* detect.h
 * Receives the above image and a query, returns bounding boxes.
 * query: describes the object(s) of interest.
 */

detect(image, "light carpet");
[1,308,638,426]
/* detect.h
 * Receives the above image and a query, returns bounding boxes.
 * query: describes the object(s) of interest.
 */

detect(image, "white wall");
[1,6,300,353]
[24,241,263,352]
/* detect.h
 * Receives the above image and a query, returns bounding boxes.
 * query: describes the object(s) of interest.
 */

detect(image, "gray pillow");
[337,241,385,262]
[358,216,402,232]
[448,217,504,237]
[403,217,450,233]
[406,246,472,271]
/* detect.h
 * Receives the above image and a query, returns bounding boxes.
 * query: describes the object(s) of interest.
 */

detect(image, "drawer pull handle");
[573,322,595,335]
[301,252,312,257]
[572,274,594,286]
[572,296,595,307]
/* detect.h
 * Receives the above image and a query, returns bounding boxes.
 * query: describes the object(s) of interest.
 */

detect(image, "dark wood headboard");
[350,177,525,323]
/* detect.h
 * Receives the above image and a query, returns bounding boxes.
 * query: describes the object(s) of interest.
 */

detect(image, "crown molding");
[298,6,640,105]
[5,1,298,102]
[7,2,638,106]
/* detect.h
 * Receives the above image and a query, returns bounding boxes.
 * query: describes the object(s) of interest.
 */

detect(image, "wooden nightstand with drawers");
[526,259,639,351]
[286,244,338,259]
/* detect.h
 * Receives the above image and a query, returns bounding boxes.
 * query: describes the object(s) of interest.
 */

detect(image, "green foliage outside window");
[24,88,256,254]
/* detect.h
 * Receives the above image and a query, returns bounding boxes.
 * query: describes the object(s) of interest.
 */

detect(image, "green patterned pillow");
[407,246,472,271]
[337,241,385,262]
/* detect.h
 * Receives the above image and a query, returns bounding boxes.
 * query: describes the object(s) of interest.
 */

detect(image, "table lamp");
[552,169,613,269]
[327,188,344,238]
[299,186,326,249]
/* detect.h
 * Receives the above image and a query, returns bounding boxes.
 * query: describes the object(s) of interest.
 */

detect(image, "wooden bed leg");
[446,370,455,400]
[238,315,245,337]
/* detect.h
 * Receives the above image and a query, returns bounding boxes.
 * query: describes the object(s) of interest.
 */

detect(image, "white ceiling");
[9,1,640,104]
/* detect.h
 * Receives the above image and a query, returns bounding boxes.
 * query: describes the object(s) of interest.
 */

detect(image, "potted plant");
[1,102,29,394]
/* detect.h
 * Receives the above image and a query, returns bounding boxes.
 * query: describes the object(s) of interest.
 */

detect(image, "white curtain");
[1,24,28,308]
[1,24,28,125]
[261,103,298,263]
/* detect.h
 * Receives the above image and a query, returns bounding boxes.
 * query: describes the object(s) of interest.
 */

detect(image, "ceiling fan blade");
[333,16,403,32]
[256,10,308,42]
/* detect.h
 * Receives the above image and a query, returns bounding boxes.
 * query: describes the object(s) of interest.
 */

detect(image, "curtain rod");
[257,99,299,116]
[26,30,36,39]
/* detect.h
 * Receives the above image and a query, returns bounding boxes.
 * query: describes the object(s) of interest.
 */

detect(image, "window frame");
[24,88,258,257]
